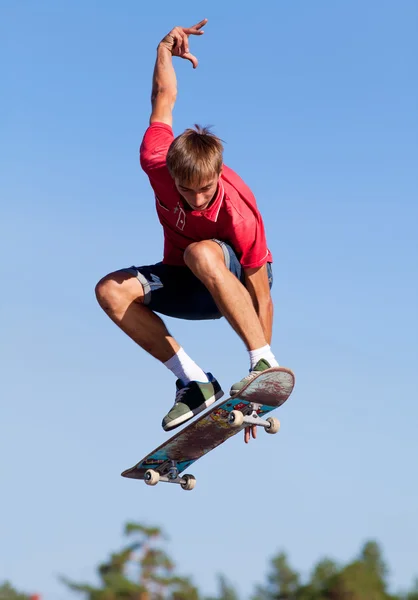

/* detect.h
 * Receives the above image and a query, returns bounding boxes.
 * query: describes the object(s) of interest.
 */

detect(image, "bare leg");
[184,240,275,444]
[96,269,224,432]
[95,271,179,362]
[183,241,267,351]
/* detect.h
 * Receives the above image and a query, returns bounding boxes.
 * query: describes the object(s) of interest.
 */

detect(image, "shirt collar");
[189,180,225,222]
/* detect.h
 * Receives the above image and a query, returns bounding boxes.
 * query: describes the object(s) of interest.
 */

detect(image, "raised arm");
[150,19,207,126]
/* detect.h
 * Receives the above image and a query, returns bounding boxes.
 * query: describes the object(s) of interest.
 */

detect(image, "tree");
[0,582,31,600]
[61,522,200,600]
[293,558,339,600]
[359,541,388,584]
[324,560,389,600]
[402,578,418,600]
[252,552,300,599]
[205,575,239,600]
[317,540,393,600]
[252,541,407,600]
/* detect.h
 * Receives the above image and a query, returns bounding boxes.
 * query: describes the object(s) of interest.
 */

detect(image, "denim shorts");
[120,240,273,321]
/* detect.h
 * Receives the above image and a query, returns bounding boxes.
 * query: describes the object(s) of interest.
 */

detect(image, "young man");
[95,19,279,443]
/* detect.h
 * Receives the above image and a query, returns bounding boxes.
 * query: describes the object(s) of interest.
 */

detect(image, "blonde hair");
[166,125,224,186]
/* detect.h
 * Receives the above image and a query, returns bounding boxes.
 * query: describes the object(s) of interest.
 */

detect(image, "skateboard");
[121,367,295,491]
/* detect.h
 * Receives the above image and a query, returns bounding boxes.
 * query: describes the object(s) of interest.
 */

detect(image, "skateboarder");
[95,19,279,442]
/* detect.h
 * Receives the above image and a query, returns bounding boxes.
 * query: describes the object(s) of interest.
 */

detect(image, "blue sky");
[1,1,417,598]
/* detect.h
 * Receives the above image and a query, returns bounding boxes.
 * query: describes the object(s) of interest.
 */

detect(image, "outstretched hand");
[244,424,257,444]
[159,19,207,68]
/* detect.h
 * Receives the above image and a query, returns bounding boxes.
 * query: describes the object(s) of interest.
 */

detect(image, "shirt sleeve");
[139,122,176,199]
[227,212,270,269]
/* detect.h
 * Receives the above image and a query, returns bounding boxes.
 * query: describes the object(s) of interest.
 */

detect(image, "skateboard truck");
[228,403,280,434]
[144,460,196,491]
[143,404,279,491]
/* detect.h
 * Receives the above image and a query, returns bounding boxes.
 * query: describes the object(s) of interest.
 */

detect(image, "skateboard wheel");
[181,474,196,491]
[265,417,280,434]
[228,410,244,428]
[144,469,160,486]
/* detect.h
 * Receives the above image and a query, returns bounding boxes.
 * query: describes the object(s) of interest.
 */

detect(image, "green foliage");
[0,582,31,600]
[124,523,162,541]
[294,558,339,600]
[4,528,418,600]
[205,575,239,600]
[359,541,388,584]
[325,560,388,600]
[252,551,300,599]
[402,578,418,600]
[251,541,401,600]
[61,522,199,600]
[309,558,339,591]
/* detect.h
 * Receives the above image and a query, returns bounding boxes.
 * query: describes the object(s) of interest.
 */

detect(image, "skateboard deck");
[121,366,295,490]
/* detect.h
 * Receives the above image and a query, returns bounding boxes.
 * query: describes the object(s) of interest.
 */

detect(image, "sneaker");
[230,358,272,395]
[162,374,223,431]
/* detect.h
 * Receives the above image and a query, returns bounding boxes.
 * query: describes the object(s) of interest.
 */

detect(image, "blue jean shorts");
[120,240,273,321]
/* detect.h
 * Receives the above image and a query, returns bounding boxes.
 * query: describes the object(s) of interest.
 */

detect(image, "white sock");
[249,344,279,370]
[164,347,209,384]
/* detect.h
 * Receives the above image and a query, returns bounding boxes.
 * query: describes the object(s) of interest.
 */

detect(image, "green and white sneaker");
[230,358,272,396]
[162,374,224,432]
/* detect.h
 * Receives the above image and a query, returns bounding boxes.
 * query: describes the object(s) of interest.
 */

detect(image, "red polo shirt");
[139,122,272,269]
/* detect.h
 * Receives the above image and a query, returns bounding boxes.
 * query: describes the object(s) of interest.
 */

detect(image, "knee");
[184,241,223,273]
[94,274,120,311]
[95,272,143,312]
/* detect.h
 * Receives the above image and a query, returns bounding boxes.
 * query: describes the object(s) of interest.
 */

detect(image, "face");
[175,175,220,211]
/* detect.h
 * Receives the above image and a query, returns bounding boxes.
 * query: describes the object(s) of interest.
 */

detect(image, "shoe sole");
[163,389,224,431]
